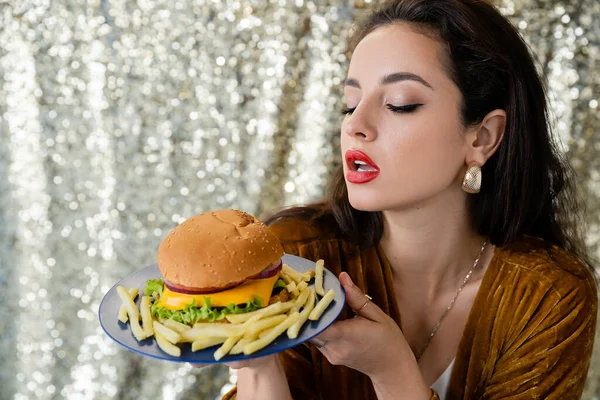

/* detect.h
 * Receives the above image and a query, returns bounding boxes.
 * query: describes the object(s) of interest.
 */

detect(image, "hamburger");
[145,209,288,325]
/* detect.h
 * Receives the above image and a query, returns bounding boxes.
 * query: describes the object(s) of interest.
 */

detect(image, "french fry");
[230,338,252,354]
[117,286,147,341]
[153,321,181,344]
[296,281,308,293]
[291,287,310,313]
[118,288,139,323]
[282,264,303,284]
[244,312,301,355]
[288,290,316,339]
[191,337,227,351]
[315,259,325,296]
[192,322,220,329]
[181,324,245,341]
[245,314,287,338]
[286,281,297,292]
[240,314,265,339]
[242,313,264,326]
[242,332,260,341]
[155,330,181,357]
[163,319,192,333]
[225,301,294,324]
[308,289,335,321]
[301,270,315,282]
[214,335,243,361]
[286,281,300,297]
[140,296,154,337]
[258,326,275,339]
[280,273,293,285]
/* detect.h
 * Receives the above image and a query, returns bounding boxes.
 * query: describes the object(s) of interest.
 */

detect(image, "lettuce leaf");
[273,278,286,289]
[147,279,264,324]
[144,279,164,297]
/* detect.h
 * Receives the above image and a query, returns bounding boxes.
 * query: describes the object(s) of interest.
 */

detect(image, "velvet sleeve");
[278,343,319,399]
[481,261,597,399]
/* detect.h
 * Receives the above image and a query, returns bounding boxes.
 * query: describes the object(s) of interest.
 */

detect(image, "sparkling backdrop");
[0,0,598,399]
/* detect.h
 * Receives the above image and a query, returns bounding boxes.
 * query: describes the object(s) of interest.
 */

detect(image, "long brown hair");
[266,0,591,267]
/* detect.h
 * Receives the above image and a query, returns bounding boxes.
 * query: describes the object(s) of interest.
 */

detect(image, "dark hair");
[267,0,591,267]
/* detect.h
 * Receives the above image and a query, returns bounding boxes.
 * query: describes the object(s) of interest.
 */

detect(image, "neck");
[379,189,487,302]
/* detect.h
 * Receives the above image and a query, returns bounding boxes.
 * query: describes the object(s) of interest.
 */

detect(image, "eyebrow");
[345,72,433,90]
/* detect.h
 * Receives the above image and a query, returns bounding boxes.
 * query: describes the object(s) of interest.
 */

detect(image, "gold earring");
[462,164,482,194]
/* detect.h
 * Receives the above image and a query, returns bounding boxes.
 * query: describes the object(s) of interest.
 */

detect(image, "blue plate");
[99,254,345,363]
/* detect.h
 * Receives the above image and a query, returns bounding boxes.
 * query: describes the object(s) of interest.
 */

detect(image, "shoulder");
[266,207,342,244]
[495,236,597,305]
[463,238,598,398]
[267,216,324,243]
[473,236,598,363]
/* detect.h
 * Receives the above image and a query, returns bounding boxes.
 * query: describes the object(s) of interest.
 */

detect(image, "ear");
[465,109,506,166]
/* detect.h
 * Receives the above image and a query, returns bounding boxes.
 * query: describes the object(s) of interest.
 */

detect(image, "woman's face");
[341,23,469,212]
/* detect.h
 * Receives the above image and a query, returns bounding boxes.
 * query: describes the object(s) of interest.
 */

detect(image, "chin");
[346,188,388,212]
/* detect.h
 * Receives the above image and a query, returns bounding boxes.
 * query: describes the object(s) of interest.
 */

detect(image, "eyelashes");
[341,104,423,115]
[387,104,423,113]
[341,107,354,115]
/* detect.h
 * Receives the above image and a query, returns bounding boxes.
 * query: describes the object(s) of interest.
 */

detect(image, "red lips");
[345,150,380,184]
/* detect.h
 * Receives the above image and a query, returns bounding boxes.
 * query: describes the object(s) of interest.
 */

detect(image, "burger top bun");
[157,209,284,292]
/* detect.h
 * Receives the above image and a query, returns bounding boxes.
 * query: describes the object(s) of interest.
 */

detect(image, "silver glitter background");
[0,0,598,399]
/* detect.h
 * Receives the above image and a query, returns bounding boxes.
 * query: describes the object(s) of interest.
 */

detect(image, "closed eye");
[387,104,423,113]
[341,104,424,115]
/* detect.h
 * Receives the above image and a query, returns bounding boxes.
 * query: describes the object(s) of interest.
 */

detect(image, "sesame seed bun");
[156,209,284,292]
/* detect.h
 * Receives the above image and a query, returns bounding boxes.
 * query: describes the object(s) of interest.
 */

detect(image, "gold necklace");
[414,240,488,362]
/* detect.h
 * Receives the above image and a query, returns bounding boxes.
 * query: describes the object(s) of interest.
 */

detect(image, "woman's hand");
[310,272,430,399]
[191,355,294,400]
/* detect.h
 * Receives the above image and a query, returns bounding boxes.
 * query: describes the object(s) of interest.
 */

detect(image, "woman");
[211,0,598,398]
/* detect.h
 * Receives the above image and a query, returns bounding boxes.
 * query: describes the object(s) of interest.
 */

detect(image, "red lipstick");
[345,150,380,184]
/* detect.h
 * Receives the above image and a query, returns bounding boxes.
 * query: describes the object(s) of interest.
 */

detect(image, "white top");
[430,358,455,400]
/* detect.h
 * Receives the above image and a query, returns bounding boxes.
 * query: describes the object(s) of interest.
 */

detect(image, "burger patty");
[268,288,290,305]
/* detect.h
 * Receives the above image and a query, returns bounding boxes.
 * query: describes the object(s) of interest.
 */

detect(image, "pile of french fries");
[116,260,335,360]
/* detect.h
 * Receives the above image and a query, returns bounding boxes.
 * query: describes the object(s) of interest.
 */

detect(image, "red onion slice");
[163,280,218,295]
[163,260,283,295]
[252,260,282,280]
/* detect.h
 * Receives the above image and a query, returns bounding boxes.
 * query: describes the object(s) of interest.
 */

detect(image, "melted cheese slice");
[156,274,279,310]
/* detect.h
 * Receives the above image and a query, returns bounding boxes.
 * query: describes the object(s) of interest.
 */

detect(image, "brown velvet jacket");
[224,216,597,400]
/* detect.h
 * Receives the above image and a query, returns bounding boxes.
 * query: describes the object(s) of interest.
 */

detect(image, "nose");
[342,105,377,142]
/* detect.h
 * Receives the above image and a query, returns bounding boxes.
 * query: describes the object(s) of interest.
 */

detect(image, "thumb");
[339,272,381,322]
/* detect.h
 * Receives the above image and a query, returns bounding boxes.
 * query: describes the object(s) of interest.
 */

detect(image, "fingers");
[308,337,327,348]
[312,272,387,346]
[310,323,344,344]
[225,360,250,370]
[339,272,383,322]
[189,355,277,370]
[311,315,368,345]
[189,360,261,370]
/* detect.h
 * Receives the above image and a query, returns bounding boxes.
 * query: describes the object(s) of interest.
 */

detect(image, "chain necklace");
[414,240,488,362]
